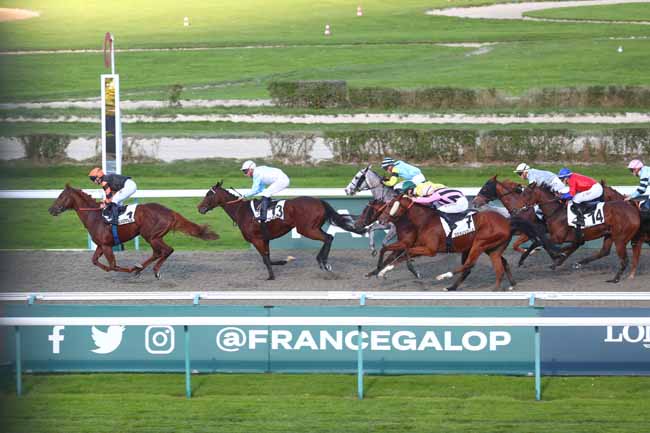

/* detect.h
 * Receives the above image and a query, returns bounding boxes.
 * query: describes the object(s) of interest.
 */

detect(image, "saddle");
[437,208,478,224]
[102,204,137,225]
[252,198,279,212]
[575,198,602,214]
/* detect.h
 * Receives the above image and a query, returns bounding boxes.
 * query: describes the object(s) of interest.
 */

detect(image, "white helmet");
[241,160,256,172]
[514,163,530,174]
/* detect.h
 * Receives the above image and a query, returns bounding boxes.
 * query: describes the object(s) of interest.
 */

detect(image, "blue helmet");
[558,168,572,179]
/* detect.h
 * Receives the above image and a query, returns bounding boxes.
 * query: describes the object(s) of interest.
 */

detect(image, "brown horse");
[374,195,545,291]
[354,200,421,279]
[473,176,558,266]
[197,181,365,280]
[48,184,219,278]
[601,180,650,279]
[519,183,640,283]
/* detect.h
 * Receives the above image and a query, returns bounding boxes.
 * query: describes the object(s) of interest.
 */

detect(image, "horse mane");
[212,180,236,199]
[535,183,556,197]
[65,184,98,206]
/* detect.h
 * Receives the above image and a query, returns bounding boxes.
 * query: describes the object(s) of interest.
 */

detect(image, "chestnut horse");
[48,185,219,278]
[375,195,547,291]
[197,181,365,280]
[519,183,640,283]
[473,176,559,266]
[354,200,421,279]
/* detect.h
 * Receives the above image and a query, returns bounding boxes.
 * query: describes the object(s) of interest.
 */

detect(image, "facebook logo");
[48,326,65,354]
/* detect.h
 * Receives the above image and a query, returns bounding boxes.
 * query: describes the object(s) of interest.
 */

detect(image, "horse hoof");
[506,286,514,291]
[286,256,296,262]
[324,263,332,272]
[444,287,457,292]
[415,273,422,280]
[155,272,162,280]
[572,263,582,270]
[371,249,378,257]
[606,278,620,284]
[378,265,394,278]
[436,272,453,281]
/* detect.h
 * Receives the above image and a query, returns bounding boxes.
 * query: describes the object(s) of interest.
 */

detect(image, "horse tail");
[321,200,366,234]
[172,212,220,240]
[509,216,559,255]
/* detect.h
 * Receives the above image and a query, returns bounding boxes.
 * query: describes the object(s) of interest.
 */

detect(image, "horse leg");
[574,236,612,269]
[628,238,642,279]
[297,226,334,271]
[512,234,528,254]
[251,238,274,280]
[517,239,540,267]
[151,238,174,280]
[487,249,506,291]
[406,258,421,279]
[551,244,579,269]
[377,245,434,279]
[437,243,482,283]
[607,238,629,284]
[91,246,111,272]
[502,256,516,289]
[368,226,377,256]
[101,245,133,273]
[366,247,398,278]
[445,251,470,291]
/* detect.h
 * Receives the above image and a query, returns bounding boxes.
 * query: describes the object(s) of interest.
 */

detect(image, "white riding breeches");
[411,174,426,185]
[437,196,469,214]
[111,179,137,204]
[261,175,290,198]
[573,182,603,204]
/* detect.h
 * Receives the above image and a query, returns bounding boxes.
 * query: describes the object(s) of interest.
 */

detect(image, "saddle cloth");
[439,211,477,238]
[250,200,286,222]
[102,204,138,225]
[567,202,605,228]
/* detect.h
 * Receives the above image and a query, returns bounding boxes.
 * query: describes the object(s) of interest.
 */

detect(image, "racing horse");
[48,184,219,278]
[601,180,650,279]
[472,176,559,266]
[344,165,397,255]
[197,181,366,280]
[375,194,548,291]
[519,183,640,283]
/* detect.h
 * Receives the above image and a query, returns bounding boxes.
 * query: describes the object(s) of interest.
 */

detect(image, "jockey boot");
[570,203,585,246]
[109,203,120,225]
[258,196,271,223]
[440,213,455,252]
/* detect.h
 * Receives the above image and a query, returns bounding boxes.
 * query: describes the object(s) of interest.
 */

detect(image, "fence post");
[134,198,140,251]
[184,325,191,399]
[15,326,22,397]
[357,293,366,400]
[534,325,541,401]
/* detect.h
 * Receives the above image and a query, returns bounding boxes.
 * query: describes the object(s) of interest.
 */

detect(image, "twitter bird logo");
[91,325,125,354]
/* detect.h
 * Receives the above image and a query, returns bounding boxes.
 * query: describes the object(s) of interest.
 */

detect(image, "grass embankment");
[0,160,638,250]
[526,3,650,22]
[1,374,649,433]
[2,39,650,102]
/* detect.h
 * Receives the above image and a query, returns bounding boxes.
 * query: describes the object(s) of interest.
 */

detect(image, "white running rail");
[2,291,650,302]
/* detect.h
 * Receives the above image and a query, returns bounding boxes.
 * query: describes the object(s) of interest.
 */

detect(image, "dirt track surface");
[0,249,648,306]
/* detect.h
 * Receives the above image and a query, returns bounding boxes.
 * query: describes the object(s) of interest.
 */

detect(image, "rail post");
[534,325,541,401]
[184,325,191,399]
[357,293,366,400]
[15,326,22,397]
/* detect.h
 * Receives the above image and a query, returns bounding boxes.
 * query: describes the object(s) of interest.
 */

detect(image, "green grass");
[526,3,650,22]
[1,374,649,433]
[3,39,650,101]
[1,0,650,51]
[0,160,639,250]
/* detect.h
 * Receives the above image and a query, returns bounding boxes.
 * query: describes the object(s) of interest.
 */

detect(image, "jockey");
[241,160,290,222]
[514,163,567,194]
[626,159,650,210]
[407,181,469,250]
[88,167,137,225]
[557,168,603,227]
[380,157,426,189]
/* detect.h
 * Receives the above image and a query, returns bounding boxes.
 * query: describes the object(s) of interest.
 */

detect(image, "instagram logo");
[145,326,175,354]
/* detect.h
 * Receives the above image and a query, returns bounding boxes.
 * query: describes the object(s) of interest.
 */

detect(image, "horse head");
[378,194,410,224]
[472,175,499,207]
[355,199,387,230]
[344,165,371,196]
[197,180,233,214]
[48,184,96,216]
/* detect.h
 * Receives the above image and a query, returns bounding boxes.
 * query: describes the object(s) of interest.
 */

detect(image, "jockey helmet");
[627,159,644,170]
[241,160,256,172]
[514,163,530,174]
[88,167,104,181]
[557,168,572,179]
[381,157,395,169]
[400,180,416,193]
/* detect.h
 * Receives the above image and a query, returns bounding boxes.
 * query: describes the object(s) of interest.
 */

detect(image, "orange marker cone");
[324,24,331,36]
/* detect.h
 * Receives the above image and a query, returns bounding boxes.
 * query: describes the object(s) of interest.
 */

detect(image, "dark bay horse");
[197,181,365,280]
[473,176,558,266]
[519,183,640,283]
[48,184,219,278]
[375,195,545,291]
